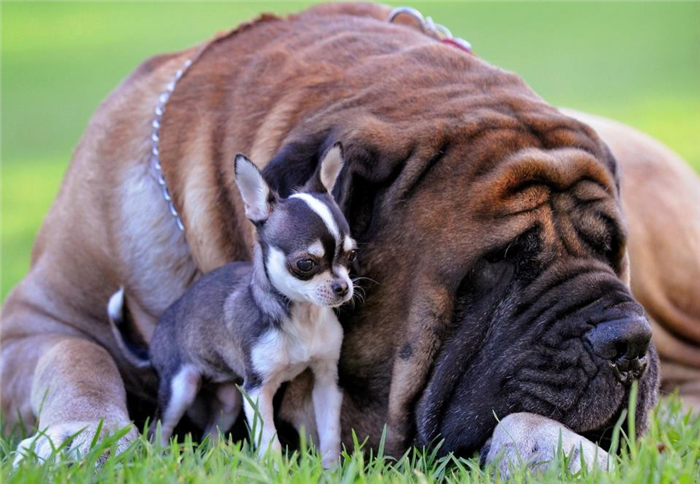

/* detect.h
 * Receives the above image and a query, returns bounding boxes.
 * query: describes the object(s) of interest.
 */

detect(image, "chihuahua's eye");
[296,259,315,272]
[347,250,357,263]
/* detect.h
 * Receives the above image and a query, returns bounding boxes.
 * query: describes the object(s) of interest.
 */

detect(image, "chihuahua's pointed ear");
[234,154,276,223]
[319,142,345,193]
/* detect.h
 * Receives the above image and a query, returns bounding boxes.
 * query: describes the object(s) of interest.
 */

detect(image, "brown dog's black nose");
[585,317,652,383]
[332,281,349,297]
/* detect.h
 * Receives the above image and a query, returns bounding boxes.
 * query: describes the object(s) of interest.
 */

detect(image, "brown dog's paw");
[12,420,137,467]
[482,413,609,478]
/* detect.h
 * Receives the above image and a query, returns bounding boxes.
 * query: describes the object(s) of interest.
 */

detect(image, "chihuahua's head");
[234,143,356,307]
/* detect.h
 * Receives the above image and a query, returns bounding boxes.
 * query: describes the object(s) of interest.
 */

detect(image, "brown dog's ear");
[234,154,277,223]
[305,142,345,194]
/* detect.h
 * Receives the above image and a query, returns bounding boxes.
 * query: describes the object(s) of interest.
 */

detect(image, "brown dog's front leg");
[9,336,136,464]
[482,413,609,478]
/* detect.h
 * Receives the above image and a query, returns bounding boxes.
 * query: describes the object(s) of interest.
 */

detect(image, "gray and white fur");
[108,143,356,467]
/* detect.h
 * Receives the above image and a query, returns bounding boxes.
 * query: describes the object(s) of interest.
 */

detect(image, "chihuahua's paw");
[257,437,282,459]
[321,451,341,469]
[13,419,137,467]
[481,413,609,478]
[320,442,341,469]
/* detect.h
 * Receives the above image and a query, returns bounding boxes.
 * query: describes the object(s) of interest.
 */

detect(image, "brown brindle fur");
[1,3,698,457]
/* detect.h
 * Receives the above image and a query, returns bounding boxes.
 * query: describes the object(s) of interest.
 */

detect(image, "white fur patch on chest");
[251,304,343,383]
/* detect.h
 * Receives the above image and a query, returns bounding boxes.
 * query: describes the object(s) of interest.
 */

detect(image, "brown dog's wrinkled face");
[340,125,656,455]
[409,148,659,455]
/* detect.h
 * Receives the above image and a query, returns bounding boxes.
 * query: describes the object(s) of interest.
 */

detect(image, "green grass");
[2,395,699,483]
[2,1,700,482]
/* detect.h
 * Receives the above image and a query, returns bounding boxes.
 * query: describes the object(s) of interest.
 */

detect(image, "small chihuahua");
[108,143,356,467]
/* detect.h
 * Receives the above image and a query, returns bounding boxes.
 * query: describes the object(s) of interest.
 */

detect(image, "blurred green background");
[2,2,699,302]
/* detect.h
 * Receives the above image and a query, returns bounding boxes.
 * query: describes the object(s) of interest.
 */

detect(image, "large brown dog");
[2,3,697,464]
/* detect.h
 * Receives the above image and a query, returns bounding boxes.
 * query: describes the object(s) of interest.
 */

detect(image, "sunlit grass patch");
[2,396,698,483]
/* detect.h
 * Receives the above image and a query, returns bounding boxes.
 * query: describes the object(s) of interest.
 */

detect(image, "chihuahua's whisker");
[351,276,379,286]
[351,290,365,305]
[353,285,367,297]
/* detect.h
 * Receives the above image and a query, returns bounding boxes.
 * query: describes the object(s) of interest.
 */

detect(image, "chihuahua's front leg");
[243,380,282,458]
[311,359,343,468]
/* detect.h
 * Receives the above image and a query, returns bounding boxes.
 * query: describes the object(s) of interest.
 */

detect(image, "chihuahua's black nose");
[332,281,349,297]
[585,316,652,383]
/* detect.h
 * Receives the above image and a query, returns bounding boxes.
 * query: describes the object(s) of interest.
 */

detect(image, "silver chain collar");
[151,8,470,233]
[387,6,472,51]
[150,57,194,232]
